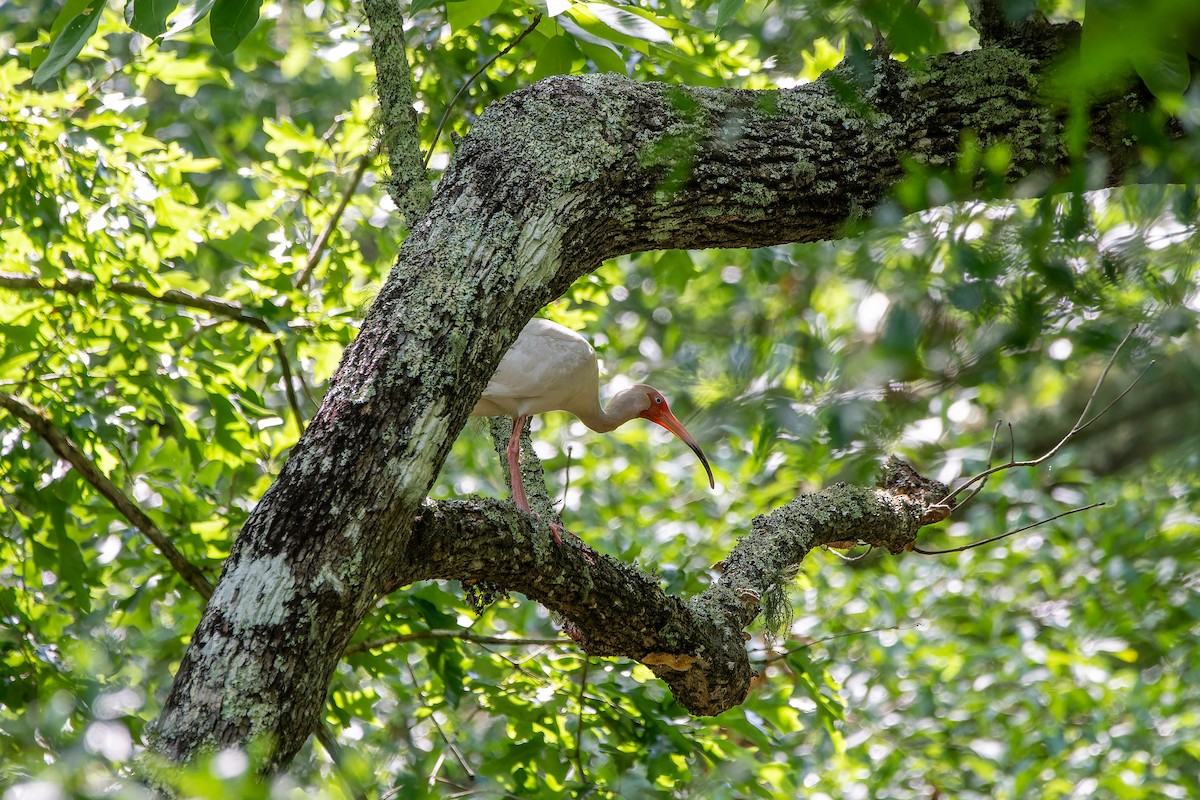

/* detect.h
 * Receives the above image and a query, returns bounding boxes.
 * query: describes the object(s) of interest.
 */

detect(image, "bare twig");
[943,327,1148,507]
[946,420,1005,514]
[0,392,214,599]
[559,445,573,511]
[345,627,573,656]
[68,56,130,117]
[271,339,306,436]
[919,329,1146,556]
[295,142,379,290]
[296,367,318,408]
[405,662,475,779]
[423,15,543,170]
[573,659,589,785]
[914,501,1104,555]
[0,270,274,333]
[754,621,925,665]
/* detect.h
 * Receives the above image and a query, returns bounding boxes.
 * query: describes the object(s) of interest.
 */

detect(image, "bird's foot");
[546,521,595,564]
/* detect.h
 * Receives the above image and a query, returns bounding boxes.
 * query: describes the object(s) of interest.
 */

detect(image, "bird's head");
[630,385,716,490]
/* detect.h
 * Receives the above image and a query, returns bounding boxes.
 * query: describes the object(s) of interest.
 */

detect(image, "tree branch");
[424,14,543,170]
[295,142,378,291]
[943,326,1149,507]
[397,461,947,716]
[364,0,432,221]
[0,392,213,599]
[346,628,571,655]
[0,270,273,332]
[271,338,306,436]
[0,270,308,433]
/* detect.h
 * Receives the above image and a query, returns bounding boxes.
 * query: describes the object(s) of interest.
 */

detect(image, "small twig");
[754,621,924,665]
[0,372,100,388]
[68,56,130,117]
[948,420,1005,514]
[294,141,379,290]
[559,445,573,511]
[296,367,318,409]
[943,326,1146,507]
[298,114,349,208]
[914,501,1104,555]
[573,659,590,785]
[271,339,306,436]
[405,662,475,779]
[423,14,543,169]
[0,393,213,599]
[345,627,572,656]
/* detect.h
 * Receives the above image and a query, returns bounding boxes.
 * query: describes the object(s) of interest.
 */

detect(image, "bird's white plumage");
[472,318,605,423]
[471,318,715,505]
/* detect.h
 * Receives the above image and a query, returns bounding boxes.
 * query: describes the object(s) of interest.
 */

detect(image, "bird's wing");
[474,319,600,418]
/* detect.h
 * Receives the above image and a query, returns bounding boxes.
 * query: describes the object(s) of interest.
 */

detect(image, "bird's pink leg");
[507,415,531,513]
[507,415,565,545]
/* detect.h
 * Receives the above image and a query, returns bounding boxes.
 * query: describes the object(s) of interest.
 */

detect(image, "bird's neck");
[577,387,643,433]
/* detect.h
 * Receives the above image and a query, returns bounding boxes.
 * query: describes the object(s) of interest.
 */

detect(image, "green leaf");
[581,3,673,47]
[531,34,580,80]
[714,0,744,33]
[210,0,261,54]
[162,0,217,39]
[131,0,180,38]
[51,504,91,614]
[30,0,91,70]
[577,39,626,73]
[31,0,107,87]
[1132,39,1192,99]
[446,0,502,33]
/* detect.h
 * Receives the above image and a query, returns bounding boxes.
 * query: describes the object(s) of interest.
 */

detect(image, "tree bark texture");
[148,22,1170,768]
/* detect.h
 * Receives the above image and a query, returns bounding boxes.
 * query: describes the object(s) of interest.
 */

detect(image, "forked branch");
[918,327,1149,554]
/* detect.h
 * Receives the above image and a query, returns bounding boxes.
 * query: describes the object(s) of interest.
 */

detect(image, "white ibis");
[472,318,715,535]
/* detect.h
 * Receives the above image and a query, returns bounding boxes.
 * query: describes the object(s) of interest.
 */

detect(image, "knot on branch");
[881,456,953,527]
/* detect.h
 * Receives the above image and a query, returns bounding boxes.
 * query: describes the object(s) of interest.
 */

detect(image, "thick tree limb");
[399,459,947,715]
[150,22,1175,768]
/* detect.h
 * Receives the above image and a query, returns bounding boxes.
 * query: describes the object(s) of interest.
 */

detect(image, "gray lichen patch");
[209,553,297,629]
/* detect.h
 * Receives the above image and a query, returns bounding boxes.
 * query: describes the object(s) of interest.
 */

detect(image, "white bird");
[472,318,715,538]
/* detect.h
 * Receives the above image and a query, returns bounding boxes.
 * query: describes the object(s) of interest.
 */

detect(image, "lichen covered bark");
[150,22,1166,768]
[403,462,947,716]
